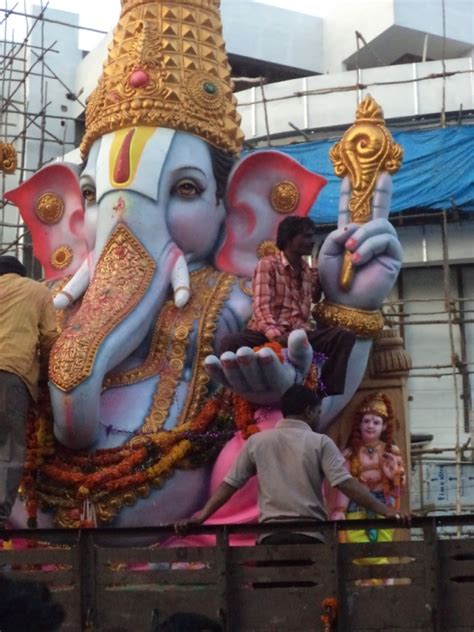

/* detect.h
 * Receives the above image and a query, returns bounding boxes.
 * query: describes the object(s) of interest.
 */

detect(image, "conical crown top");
[80,0,244,158]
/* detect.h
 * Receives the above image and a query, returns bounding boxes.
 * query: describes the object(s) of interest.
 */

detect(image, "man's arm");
[174,482,237,533]
[174,439,257,533]
[252,259,282,339]
[336,478,411,526]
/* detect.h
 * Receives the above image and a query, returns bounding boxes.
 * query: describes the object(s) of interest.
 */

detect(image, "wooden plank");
[342,558,426,581]
[96,589,220,631]
[231,585,325,631]
[440,581,474,629]
[95,545,217,566]
[439,537,474,628]
[230,563,325,583]
[338,541,423,561]
[0,568,76,584]
[229,543,332,563]
[54,591,82,632]
[343,585,432,630]
[97,567,218,586]
[442,558,474,576]
[0,548,75,565]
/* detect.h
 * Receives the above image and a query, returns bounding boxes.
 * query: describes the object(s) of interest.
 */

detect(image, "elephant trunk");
[49,220,189,449]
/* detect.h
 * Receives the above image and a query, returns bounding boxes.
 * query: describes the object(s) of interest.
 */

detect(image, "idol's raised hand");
[318,173,403,311]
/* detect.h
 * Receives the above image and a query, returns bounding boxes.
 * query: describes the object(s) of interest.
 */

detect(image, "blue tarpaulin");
[271,126,474,224]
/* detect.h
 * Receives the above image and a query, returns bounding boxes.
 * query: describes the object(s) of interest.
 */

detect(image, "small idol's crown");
[81,0,244,158]
[359,392,389,420]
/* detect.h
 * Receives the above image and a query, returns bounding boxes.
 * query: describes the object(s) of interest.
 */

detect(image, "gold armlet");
[312,299,384,338]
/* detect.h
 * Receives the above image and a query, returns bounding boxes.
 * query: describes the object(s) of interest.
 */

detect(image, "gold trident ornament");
[330,95,403,291]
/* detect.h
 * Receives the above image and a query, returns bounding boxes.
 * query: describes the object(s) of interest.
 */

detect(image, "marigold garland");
[20,393,228,527]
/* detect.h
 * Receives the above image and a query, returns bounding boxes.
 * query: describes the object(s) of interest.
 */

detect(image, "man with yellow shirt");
[0,256,58,527]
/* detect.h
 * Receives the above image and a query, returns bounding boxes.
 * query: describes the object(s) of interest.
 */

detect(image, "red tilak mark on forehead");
[113,129,135,183]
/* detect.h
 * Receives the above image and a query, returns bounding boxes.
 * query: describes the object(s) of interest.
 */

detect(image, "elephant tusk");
[171,253,190,308]
[174,285,191,308]
[52,257,90,309]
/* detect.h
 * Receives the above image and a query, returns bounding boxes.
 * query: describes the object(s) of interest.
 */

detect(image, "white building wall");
[321,0,395,73]
[402,266,468,450]
[221,0,323,73]
[237,57,474,142]
[394,0,474,45]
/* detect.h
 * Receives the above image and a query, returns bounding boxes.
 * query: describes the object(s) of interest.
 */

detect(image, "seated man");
[219,216,355,395]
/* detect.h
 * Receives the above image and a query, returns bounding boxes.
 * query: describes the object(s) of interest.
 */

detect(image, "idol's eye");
[172,179,203,199]
[81,185,96,203]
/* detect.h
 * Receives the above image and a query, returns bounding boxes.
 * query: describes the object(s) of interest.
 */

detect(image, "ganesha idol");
[5,0,404,531]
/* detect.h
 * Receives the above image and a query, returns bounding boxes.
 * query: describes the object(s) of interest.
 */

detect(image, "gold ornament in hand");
[330,95,403,291]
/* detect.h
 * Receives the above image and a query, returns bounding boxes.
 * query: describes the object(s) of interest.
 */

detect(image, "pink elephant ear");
[215,150,327,277]
[4,163,88,280]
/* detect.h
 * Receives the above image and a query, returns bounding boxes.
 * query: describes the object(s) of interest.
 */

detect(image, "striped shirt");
[246,251,321,339]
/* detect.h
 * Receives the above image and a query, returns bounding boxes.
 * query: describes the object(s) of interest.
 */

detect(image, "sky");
[7,0,326,50]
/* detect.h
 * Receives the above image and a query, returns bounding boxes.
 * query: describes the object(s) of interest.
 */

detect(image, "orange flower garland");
[20,393,228,527]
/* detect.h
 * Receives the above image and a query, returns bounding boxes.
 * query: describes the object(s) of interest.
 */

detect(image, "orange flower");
[253,340,284,363]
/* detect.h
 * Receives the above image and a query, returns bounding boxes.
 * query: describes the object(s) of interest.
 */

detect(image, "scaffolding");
[0,1,472,517]
[0,0,105,269]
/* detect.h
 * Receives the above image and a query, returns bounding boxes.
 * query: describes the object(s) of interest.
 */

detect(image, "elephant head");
[7,129,325,451]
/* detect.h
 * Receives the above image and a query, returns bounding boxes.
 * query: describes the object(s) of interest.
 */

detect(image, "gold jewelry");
[80,0,244,159]
[0,141,17,174]
[239,278,252,297]
[312,299,384,338]
[329,95,403,291]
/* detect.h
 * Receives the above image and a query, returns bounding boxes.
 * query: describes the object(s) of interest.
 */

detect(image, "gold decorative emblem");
[35,192,65,224]
[0,142,17,174]
[49,224,156,392]
[50,245,73,270]
[312,299,384,338]
[270,180,300,214]
[257,239,279,259]
[80,0,245,158]
[186,71,226,112]
[330,95,403,290]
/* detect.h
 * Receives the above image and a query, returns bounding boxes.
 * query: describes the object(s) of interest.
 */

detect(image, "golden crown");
[80,0,245,158]
[358,392,389,420]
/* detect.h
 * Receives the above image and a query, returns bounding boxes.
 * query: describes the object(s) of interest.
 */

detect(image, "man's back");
[0,274,57,399]
[225,419,351,525]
